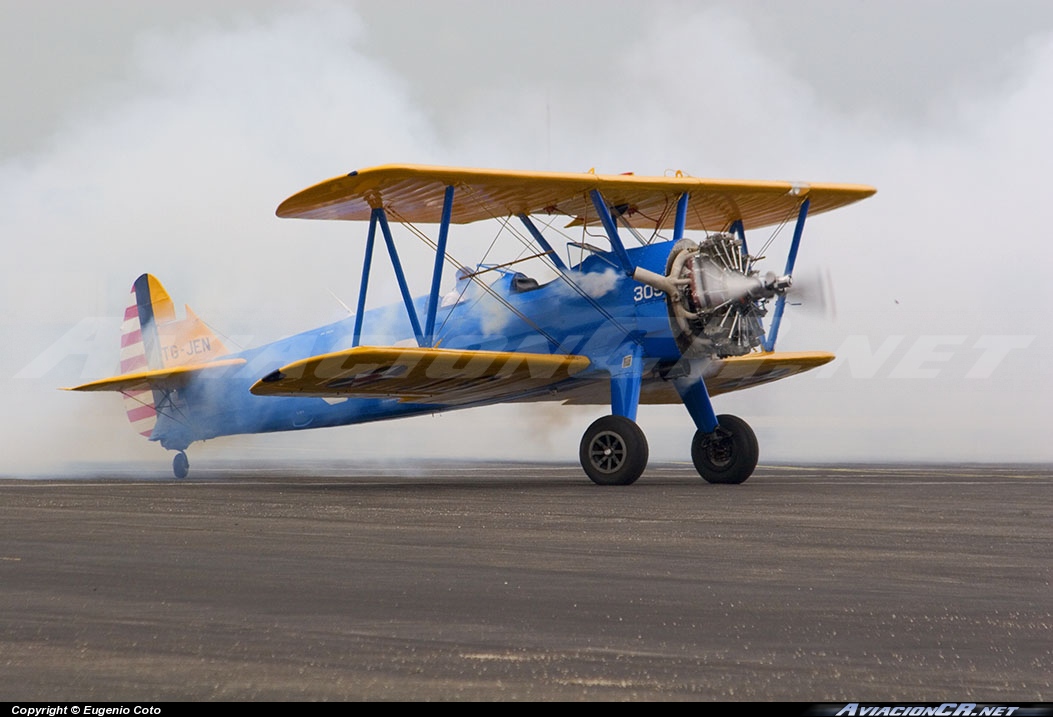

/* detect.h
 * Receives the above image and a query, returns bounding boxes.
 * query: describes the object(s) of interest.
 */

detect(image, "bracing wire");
[385,206,563,349]
[427,187,643,345]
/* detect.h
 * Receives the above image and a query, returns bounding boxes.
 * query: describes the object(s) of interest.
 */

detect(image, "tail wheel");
[691,414,758,484]
[579,415,648,486]
[173,451,189,480]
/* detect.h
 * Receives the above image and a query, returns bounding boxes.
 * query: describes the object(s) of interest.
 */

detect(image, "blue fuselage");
[154,241,683,451]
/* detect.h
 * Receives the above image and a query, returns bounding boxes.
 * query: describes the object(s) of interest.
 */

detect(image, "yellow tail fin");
[120,274,229,437]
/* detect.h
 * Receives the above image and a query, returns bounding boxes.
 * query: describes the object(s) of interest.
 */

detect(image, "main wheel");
[172,451,189,480]
[691,414,758,484]
[579,415,649,486]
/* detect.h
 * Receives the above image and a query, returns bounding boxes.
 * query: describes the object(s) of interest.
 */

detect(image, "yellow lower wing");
[250,346,592,405]
[64,358,247,393]
[705,351,835,396]
[555,351,835,405]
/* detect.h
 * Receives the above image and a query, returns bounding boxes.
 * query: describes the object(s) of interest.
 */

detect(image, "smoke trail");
[2,3,1051,475]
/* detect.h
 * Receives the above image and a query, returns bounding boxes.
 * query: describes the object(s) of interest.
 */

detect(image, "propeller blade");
[784,267,837,321]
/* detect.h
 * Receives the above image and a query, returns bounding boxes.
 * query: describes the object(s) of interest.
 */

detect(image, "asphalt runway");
[0,461,1050,702]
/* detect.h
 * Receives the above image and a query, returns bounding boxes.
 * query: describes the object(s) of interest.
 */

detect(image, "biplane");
[67,164,875,484]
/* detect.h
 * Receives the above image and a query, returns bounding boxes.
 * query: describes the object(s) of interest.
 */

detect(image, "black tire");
[691,414,758,484]
[579,415,649,486]
[173,451,189,480]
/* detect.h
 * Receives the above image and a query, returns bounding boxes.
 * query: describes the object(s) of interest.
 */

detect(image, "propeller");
[783,267,837,321]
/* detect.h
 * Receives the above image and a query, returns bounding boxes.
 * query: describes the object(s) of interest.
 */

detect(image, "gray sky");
[2,1,1051,472]
[6,0,1053,158]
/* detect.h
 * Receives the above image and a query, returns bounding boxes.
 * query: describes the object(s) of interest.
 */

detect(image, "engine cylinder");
[664,233,773,357]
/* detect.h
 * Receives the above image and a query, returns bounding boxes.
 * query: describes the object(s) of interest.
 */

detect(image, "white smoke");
[1,2,1051,474]
[569,269,622,299]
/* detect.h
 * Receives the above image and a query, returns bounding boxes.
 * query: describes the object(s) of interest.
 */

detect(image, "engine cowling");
[634,233,790,358]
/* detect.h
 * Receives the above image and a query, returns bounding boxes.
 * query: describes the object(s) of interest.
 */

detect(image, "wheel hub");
[701,430,734,467]
[589,431,626,473]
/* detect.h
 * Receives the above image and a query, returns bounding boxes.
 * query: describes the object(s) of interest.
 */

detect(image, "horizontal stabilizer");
[250,346,591,405]
[64,358,247,393]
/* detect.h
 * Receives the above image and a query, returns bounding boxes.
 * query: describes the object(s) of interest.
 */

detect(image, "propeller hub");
[765,272,793,294]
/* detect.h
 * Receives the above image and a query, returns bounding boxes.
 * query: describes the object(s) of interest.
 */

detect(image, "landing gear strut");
[579,415,649,486]
[172,451,189,480]
[691,414,758,484]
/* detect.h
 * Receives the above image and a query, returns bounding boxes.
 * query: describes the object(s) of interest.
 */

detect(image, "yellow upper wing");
[250,346,592,405]
[276,164,875,232]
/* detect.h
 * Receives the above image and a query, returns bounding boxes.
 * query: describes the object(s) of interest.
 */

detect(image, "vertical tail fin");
[120,274,229,438]
[120,276,160,437]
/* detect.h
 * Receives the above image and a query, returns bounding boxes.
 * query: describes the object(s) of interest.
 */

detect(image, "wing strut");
[424,185,455,345]
[376,209,425,346]
[516,214,569,272]
[351,210,378,347]
[353,199,456,349]
[762,198,810,352]
[673,192,689,242]
[588,189,636,276]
